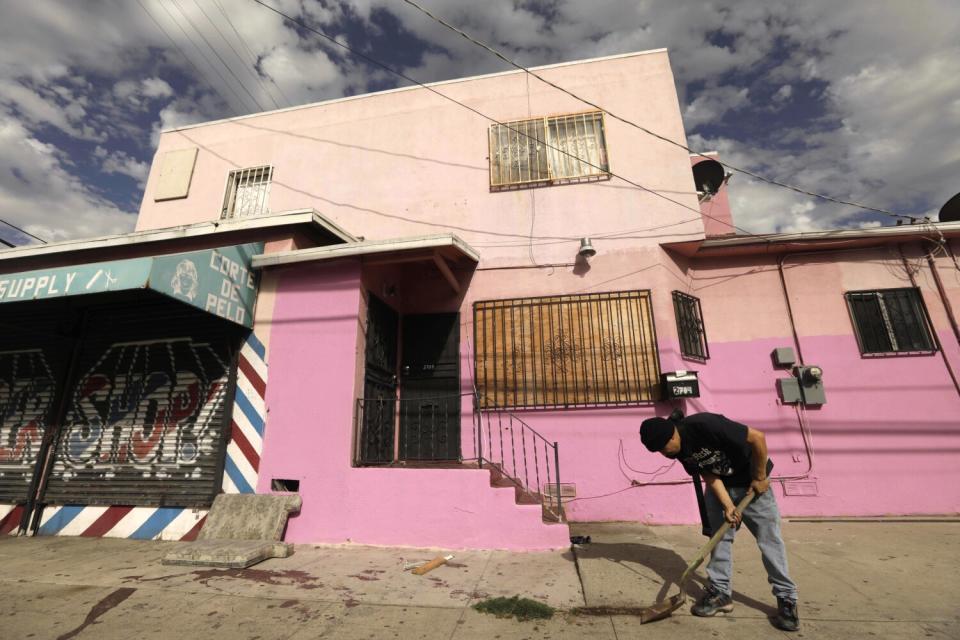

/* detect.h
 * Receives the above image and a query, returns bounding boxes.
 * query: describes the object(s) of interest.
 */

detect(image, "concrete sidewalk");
[1,520,957,639]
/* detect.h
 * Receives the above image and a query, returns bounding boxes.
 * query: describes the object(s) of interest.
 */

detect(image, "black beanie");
[640,417,675,452]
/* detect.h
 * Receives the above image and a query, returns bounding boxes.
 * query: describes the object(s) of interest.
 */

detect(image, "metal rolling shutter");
[0,305,74,504]
[43,301,243,508]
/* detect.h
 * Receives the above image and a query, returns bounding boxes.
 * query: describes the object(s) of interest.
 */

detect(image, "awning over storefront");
[0,243,262,327]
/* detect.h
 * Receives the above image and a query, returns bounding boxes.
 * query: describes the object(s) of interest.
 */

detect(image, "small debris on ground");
[411,554,454,575]
[569,535,592,545]
[473,596,555,621]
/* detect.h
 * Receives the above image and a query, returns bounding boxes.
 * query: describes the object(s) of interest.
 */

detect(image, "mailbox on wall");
[661,370,700,399]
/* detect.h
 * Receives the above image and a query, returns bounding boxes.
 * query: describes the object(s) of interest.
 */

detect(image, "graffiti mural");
[0,350,55,500]
[45,338,231,503]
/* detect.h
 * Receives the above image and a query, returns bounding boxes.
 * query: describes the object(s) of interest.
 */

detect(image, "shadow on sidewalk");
[567,541,777,617]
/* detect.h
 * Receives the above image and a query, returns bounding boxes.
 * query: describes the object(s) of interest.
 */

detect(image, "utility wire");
[170,0,266,112]
[0,218,47,244]
[159,0,254,113]
[212,0,294,108]
[400,0,921,225]
[192,0,284,110]
[249,0,764,240]
[137,0,238,115]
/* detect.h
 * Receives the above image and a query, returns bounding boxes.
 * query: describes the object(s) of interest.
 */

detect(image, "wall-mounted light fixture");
[578,237,596,258]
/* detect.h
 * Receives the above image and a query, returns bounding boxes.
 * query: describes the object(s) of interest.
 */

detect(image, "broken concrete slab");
[197,493,301,541]
[162,539,293,568]
[162,493,301,568]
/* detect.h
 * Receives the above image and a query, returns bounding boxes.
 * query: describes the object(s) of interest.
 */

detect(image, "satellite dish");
[939,192,960,223]
[692,159,726,194]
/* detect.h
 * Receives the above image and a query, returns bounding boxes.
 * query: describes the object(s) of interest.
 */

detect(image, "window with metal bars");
[845,288,937,355]
[672,291,709,360]
[222,166,273,219]
[488,111,610,190]
[474,291,661,409]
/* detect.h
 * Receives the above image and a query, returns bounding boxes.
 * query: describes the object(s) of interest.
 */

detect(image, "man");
[640,412,800,632]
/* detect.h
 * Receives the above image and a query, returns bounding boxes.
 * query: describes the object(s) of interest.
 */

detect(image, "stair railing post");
[473,395,481,468]
[553,443,562,522]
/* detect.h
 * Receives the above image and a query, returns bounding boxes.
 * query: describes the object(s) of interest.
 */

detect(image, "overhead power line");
[137,0,238,115]
[248,0,764,240]
[0,218,47,244]
[400,0,921,225]
[158,0,254,113]
[212,0,294,108]
[192,0,284,110]
[169,0,266,112]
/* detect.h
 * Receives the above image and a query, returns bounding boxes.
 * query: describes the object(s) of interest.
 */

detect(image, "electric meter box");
[661,371,700,399]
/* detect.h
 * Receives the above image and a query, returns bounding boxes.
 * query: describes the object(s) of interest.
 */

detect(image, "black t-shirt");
[677,413,773,487]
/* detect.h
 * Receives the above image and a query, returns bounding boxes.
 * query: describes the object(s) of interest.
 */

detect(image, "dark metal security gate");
[399,313,460,460]
[41,302,242,508]
[0,302,74,509]
[0,295,243,533]
[357,295,398,464]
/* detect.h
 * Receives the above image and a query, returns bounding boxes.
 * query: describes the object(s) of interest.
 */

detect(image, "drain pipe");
[898,245,960,397]
[924,242,960,348]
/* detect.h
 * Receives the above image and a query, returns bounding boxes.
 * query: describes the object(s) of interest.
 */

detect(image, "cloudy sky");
[1,0,958,245]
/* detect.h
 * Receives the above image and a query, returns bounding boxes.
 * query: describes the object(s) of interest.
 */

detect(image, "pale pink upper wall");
[136,51,704,265]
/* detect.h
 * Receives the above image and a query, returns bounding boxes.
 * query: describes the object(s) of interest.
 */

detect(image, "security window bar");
[474,291,661,409]
[489,111,610,190]
[845,288,936,355]
[672,291,709,360]
[222,166,273,219]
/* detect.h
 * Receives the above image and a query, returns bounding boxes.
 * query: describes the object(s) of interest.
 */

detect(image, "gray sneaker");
[691,585,733,617]
[773,598,800,631]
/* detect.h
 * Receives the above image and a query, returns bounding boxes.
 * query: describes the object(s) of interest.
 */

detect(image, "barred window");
[488,111,610,189]
[222,166,272,219]
[672,291,709,360]
[845,288,936,355]
[474,291,661,409]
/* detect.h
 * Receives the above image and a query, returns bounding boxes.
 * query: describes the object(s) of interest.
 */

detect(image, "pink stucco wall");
[257,259,569,549]
[475,244,960,524]
[138,50,705,268]
[134,48,959,548]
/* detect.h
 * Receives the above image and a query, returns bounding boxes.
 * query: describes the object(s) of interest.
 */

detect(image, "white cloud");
[95,146,150,186]
[773,85,792,102]
[0,110,134,243]
[0,0,958,241]
[683,86,750,129]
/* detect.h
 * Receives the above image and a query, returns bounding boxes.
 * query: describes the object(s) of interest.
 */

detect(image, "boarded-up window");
[474,291,661,409]
[489,111,610,190]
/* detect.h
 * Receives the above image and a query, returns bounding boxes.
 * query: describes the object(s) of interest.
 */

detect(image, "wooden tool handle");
[677,491,755,587]
[412,556,448,575]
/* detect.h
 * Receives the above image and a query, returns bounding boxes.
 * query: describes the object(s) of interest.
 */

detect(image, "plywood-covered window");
[488,111,610,190]
[474,291,661,409]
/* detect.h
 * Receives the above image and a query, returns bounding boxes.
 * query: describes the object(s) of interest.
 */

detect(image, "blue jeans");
[705,485,798,602]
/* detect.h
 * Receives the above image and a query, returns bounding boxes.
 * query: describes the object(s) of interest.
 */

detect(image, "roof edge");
[252,234,480,268]
[0,209,355,264]
[161,49,669,134]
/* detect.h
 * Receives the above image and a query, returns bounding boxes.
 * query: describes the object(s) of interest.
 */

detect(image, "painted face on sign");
[170,260,199,301]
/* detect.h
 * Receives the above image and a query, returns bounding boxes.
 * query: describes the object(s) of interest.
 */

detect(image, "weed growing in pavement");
[472,596,555,621]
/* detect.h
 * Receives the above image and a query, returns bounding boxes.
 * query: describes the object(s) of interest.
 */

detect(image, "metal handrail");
[473,395,563,522]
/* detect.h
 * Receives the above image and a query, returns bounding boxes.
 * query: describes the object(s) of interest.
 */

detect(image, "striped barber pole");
[223,332,268,494]
[1,504,22,535]
[32,332,269,540]
[36,505,206,540]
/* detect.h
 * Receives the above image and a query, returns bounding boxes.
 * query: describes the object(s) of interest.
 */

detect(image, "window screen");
[474,291,661,409]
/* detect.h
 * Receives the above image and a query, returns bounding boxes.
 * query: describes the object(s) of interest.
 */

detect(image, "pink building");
[1,50,958,549]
